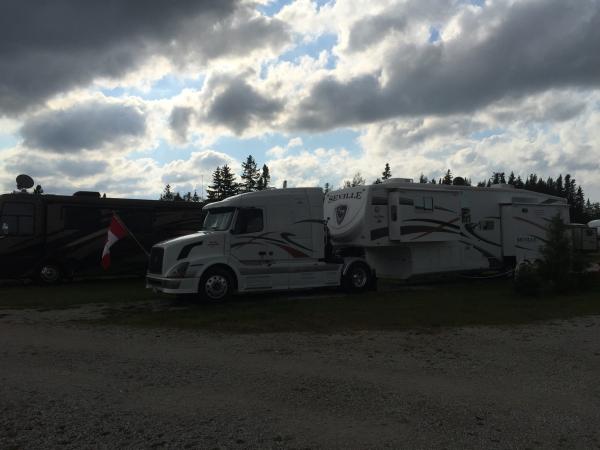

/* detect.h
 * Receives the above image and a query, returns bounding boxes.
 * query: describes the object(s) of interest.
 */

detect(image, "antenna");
[283,180,287,189]
[16,174,34,191]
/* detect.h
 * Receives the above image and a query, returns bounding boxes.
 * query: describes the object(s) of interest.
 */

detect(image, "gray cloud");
[169,107,195,142]
[206,78,283,134]
[0,0,289,115]
[21,102,146,152]
[292,0,600,131]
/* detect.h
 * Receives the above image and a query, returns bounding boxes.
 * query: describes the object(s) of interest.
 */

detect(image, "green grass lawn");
[0,278,155,309]
[2,277,599,332]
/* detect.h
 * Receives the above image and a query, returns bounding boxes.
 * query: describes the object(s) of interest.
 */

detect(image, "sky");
[1,0,600,200]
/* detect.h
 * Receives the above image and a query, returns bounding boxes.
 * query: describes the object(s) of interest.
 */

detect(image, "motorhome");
[146,188,373,300]
[325,179,571,280]
[146,181,572,301]
[0,191,204,283]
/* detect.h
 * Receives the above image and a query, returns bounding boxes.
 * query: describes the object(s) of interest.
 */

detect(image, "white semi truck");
[146,187,373,300]
[146,179,586,301]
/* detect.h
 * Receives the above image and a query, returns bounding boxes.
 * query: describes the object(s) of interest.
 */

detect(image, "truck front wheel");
[199,268,233,302]
[343,262,372,293]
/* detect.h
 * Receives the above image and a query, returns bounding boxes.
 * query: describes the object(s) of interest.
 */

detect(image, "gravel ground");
[1,308,600,449]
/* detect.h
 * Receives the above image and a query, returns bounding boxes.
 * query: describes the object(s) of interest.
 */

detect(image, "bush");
[514,262,542,296]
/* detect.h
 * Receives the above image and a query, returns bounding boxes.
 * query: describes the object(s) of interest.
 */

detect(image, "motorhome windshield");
[202,207,235,231]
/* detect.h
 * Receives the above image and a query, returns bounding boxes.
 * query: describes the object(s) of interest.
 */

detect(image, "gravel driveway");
[1,309,599,449]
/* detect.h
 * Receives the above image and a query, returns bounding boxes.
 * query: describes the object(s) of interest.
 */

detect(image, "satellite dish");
[16,174,35,190]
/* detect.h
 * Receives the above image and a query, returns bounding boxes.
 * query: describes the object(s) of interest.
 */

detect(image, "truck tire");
[343,262,372,293]
[38,263,62,285]
[198,268,233,302]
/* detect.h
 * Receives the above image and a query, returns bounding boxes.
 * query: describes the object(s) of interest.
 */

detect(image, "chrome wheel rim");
[40,265,60,283]
[351,267,367,288]
[205,274,228,300]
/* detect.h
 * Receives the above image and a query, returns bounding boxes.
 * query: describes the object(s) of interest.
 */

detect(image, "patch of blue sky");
[470,128,505,140]
[279,33,338,68]
[294,128,361,154]
[0,134,18,150]
[212,134,289,163]
[101,74,204,100]
[428,26,441,43]
[127,139,198,165]
[258,0,332,16]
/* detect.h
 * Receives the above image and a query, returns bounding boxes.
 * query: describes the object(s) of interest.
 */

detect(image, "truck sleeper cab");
[146,188,374,301]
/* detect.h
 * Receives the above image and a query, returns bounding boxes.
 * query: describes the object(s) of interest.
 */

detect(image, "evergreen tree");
[323,182,331,194]
[206,167,223,202]
[33,184,44,195]
[442,169,453,185]
[507,171,516,185]
[220,164,240,199]
[240,155,260,192]
[183,192,192,202]
[344,172,365,187]
[373,178,382,184]
[257,164,270,190]
[173,192,183,201]
[538,215,576,292]
[418,174,428,183]
[382,163,392,180]
[192,190,200,202]
[160,184,174,201]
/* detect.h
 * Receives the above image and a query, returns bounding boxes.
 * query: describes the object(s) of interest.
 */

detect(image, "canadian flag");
[101,214,128,270]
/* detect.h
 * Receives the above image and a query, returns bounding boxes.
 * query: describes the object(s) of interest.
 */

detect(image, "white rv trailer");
[146,188,373,300]
[147,181,572,300]
[324,179,569,280]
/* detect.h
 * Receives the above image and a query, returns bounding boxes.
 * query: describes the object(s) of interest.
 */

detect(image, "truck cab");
[146,188,373,300]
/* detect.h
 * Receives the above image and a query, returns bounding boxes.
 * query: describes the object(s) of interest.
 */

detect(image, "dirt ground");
[1,305,599,449]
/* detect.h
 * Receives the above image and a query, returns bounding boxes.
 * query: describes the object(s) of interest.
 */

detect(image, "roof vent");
[73,191,100,198]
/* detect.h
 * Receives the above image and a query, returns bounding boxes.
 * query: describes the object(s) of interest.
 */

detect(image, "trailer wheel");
[38,264,62,285]
[343,262,371,293]
[199,268,233,302]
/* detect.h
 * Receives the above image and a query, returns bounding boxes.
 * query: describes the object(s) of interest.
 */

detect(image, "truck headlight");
[166,262,189,278]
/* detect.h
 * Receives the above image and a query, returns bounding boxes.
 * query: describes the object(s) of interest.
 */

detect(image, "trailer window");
[0,202,35,235]
[461,208,471,224]
[416,197,434,212]
[232,208,263,234]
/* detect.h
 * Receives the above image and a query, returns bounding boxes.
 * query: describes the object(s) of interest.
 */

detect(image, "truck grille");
[148,247,164,274]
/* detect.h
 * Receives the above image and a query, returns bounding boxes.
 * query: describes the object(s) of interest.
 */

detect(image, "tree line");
[159,158,600,222]
[159,155,271,203]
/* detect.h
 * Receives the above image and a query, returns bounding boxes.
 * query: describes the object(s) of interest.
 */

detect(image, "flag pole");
[113,212,150,258]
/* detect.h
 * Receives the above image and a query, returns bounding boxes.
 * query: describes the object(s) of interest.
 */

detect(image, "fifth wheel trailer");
[146,181,575,301]
[0,191,205,282]
[324,179,571,280]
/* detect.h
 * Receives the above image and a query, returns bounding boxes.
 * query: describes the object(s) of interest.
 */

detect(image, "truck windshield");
[201,207,235,231]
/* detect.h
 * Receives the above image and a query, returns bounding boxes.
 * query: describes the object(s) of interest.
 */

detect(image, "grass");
[0,278,155,309]
[2,277,599,332]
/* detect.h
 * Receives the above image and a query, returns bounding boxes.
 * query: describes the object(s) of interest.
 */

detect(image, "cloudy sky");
[1,0,600,200]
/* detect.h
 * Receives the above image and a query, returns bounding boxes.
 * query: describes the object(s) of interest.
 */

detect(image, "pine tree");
[173,192,183,201]
[507,171,516,185]
[206,167,223,202]
[382,163,392,180]
[160,184,174,201]
[323,182,331,194]
[192,190,200,202]
[257,164,270,190]
[373,178,382,184]
[33,185,44,195]
[442,169,453,185]
[183,192,192,202]
[220,164,240,199]
[418,174,428,183]
[240,155,260,192]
